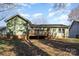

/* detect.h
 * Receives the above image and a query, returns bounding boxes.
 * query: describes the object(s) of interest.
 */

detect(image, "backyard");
[0,37,79,56]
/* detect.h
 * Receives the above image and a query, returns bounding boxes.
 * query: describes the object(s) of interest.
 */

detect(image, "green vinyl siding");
[7,16,29,35]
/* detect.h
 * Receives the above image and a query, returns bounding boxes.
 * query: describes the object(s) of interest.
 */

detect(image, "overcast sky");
[0,3,79,26]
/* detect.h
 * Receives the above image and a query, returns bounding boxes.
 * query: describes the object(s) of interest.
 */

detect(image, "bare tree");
[0,3,16,12]
[0,3,16,21]
[52,3,67,10]
[68,6,79,21]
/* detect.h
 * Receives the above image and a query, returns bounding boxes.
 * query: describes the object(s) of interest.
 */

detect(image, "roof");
[4,14,69,28]
[31,24,69,28]
[5,14,31,24]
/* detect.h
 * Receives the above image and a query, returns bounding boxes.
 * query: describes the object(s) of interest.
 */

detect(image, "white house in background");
[69,7,79,38]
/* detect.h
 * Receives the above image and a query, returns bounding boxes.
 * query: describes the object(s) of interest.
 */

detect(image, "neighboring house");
[0,27,8,38]
[69,20,79,38]
[0,27,7,35]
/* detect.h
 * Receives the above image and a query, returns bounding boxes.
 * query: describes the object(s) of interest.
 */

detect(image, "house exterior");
[0,14,69,39]
[69,20,79,38]
[6,15,31,39]
[30,24,69,38]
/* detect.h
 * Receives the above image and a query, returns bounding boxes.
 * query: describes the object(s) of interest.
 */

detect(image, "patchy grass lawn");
[0,39,50,56]
[0,38,79,56]
[0,39,33,56]
[0,39,15,56]
[54,38,79,43]
[31,40,73,56]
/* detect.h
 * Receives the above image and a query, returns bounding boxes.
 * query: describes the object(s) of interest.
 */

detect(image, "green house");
[0,14,69,39]
[6,15,31,36]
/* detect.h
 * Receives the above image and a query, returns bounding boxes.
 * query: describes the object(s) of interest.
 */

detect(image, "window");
[53,28,56,32]
[59,28,65,33]
[62,28,65,33]
[59,28,61,33]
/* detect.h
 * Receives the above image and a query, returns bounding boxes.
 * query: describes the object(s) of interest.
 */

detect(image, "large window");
[59,28,62,33]
[62,28,65,33]
[59,28,65,33]
[53,28,56,32]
